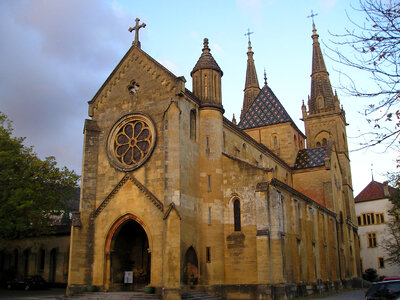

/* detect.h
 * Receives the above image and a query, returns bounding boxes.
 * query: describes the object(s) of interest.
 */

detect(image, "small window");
[367,232,377,248]
[316,142,321,147]
[378,257,385,268]
[208,207,211,225]
[234,199,241,231]
[207,175,211,192]
[322,138,327,146]
[204,74,208,97]
[357,216,362,226]
[206,247,211,263]
[190,110,196,140]
[273,136,278,149]
[376,213,385,224]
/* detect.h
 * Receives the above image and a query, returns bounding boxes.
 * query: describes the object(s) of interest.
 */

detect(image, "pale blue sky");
[0,0,397,194]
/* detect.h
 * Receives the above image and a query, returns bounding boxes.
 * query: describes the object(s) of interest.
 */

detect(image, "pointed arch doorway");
[105,215,151,291]
[183,246,198,286]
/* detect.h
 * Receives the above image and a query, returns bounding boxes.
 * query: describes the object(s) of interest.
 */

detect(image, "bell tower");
[302,22,356,225]
[303,23,348,155]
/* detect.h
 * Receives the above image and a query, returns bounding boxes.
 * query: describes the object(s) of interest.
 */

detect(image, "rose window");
[115,120,152,165]
[107,114,156,171]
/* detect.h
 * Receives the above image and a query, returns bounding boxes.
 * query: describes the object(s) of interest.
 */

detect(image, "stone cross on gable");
[129,18,146,48]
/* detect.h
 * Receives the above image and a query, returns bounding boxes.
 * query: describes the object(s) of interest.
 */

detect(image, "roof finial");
[203,38,210,50]
[371,163,374,181]
[244,28,254,47]
[232,114,237,125]
[307,10,318,34]
[128,18,146,48]
[263,67,267,85]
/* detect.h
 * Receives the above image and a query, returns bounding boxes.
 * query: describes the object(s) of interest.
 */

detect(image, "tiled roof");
[355,180,396,202]
[294,147,327,169]
[238,84,293,129]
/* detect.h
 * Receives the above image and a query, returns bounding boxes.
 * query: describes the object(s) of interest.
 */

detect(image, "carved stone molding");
[93,173,163,219]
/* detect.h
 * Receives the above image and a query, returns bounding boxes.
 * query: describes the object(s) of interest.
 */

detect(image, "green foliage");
[0,112,79,240]
[380,175,400,266]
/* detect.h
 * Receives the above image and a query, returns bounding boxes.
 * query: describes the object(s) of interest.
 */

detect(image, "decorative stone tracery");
[107,113,156,172]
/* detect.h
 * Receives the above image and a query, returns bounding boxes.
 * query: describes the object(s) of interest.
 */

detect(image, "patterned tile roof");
[238,84,293,129]
[354,180,396,202]
[294,147,327,169]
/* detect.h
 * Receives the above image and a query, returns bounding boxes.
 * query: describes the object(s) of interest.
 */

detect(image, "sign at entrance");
[124,271,133,284]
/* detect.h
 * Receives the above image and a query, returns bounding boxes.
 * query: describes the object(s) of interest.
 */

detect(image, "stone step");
[181,292,224,300]
[67,292,161,299]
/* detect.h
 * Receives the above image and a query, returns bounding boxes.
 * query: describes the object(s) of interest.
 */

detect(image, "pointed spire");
[191,38,223,76]
[232,114,237,125]
[308,22,336,113]
[241,30,260,121]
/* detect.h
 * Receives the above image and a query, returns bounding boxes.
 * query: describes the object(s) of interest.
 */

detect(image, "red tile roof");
[354,180,396,203]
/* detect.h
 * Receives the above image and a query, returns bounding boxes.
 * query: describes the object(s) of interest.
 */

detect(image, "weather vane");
[129,18,146,48]
[244,28,254,45]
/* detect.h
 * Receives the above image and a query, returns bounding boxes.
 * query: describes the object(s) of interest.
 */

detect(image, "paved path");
[295,289,367,300]
[0,288,65,299]
[0,288,367,300]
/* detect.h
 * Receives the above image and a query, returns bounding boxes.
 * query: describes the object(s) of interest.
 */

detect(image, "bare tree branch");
[328,0,400,150]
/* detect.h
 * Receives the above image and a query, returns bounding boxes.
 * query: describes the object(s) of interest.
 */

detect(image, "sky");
[0,0,398,195]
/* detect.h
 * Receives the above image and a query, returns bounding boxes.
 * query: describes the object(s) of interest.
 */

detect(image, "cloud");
[319,0,338,9]
[0,0,134,173]
[211,43,223,54]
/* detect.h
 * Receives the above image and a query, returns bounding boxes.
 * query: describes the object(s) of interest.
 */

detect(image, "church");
[67,19,360,299]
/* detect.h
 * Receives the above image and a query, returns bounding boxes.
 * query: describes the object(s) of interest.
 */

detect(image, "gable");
[88,45,186,118]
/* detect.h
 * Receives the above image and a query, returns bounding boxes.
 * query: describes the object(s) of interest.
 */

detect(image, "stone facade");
[0,229,71,286]
[67,26,360,300]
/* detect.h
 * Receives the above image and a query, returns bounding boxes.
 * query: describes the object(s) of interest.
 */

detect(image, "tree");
[381,176,400,266]
[329,0,400,150]
[0,112,79,240]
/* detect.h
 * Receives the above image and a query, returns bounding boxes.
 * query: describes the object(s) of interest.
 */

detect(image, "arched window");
[233,199,241,231]
[13,249,18,270]
[273,136,278,149]
[322,138,327,146]
[316,142,321,147]
[190,109,196,140]
[23,248,30,276]
[39,249,45,272]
